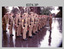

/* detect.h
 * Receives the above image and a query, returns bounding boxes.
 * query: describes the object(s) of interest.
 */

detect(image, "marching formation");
[2,11,52,41]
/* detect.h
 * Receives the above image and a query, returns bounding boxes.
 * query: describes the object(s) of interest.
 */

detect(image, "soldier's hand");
[2,23,4,26]
[29,25,30,27]
[23,27,24,29]
[16,25,18,27]
[9,25,11,27]
[8,25,11,29]
[15,24,18,27]
[19,23,22,25]
[15,24,16,26]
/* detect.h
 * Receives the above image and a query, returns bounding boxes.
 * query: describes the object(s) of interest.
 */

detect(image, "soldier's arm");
[8,16,11,25]
[50,16,52,23]
[30,17,32,26]
[19,17,22,25]
[8,17,11,29]
[36,18,38,24]
[22,19,24,29]
[29,17,31,27]
[15,18,18,27]
[2,17,5,26]
[39,18,40,25]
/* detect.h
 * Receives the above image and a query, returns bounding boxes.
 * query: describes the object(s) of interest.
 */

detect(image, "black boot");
[10,34,14,36]
[29,36,33,38]
[23,38,27,41]
[38,29,40,31]
[49,30,51,33]
[36,31,38,33]
[3,30,7,32]
[32,33,36,35]
[16,35,22,37]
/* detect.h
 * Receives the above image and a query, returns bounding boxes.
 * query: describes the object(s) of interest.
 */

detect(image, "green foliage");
[41,7,53,15]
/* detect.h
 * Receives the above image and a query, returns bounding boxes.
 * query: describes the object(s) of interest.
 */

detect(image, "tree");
[40,7,54,15]
[56,7,62,18]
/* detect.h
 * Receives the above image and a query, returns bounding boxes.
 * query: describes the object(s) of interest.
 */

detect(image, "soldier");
[27,14,33,38]
[40,15,42,28]
[38,15,41,31]
[41,15,43,28]
[35,14,39,33]
[27,14,30,32]
[2,15,7,32]
[22,13,28,40]
[49,14,52,31]
[42,15,46,27]
[44,15,48,27]
[14,12,22,37]
[8,12,14,36]
[39,15,42,30]
[29,12,36,35]
[32,13,36,35]
[33,13,39,33]
[2,12,9,32]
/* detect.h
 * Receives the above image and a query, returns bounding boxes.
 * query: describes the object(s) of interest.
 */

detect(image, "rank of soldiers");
[2,12,52,41]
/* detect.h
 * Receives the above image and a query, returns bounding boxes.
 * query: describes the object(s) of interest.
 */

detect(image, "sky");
[51,7,60,15]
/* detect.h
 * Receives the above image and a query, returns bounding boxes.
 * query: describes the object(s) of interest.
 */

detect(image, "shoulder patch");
[22,19,24,22]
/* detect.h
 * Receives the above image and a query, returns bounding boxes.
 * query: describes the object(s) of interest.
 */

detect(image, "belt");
[31,21,33,22]
[18,24,19,25]
[23,25,25,27]
[30,24,31,25]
